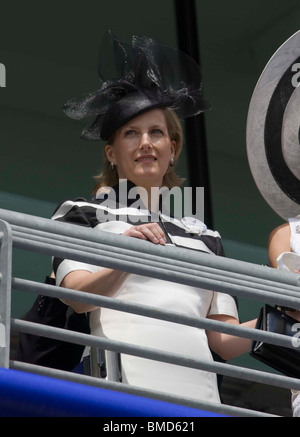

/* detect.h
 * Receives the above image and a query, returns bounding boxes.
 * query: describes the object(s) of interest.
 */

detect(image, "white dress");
[92,271,237,403]
[56,251,238,404]
[53,194,238,404]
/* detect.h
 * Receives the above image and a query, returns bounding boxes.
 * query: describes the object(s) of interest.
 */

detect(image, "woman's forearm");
[207,315,257,361]
[60,268,128,313]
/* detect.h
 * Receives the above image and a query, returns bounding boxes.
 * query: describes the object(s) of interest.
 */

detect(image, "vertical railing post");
[0,220,12,368]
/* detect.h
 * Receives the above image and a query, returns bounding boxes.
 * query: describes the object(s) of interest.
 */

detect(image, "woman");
[268,220,300,416]
[52,31,256,404]
[269,221,300,273]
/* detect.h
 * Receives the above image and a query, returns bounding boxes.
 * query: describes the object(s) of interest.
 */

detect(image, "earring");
[170,157,175,167]
[110,162,115,170]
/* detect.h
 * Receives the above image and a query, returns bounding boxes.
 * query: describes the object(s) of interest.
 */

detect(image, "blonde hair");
[93,108,185,193]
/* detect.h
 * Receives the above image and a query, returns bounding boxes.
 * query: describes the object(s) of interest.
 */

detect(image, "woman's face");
[105,109,175,188]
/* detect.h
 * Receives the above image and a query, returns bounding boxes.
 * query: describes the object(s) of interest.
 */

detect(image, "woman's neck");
[135,185,160,213]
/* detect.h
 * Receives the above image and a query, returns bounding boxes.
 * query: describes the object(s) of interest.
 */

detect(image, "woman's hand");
[123,223,166,245]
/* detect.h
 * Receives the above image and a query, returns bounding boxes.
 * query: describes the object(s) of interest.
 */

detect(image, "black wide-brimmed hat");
[247,30,300,220]
[63,30,210,141]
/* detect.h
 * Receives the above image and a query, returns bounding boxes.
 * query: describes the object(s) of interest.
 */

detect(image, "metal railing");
[1,207,300,417]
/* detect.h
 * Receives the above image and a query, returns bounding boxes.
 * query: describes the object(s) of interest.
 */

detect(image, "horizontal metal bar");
[9,361,274,417]
[12,276,300,350]
[1,207,299,287]
[12,224,300,296]
[11,318,300,393]
[12,227,300,301]
[12,235,300,310]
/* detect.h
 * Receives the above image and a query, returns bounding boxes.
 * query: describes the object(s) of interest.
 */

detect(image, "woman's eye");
[124,129,136,136]
[151,129,163,135]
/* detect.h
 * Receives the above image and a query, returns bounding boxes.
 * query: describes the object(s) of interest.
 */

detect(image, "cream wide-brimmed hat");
[247,30,300,220]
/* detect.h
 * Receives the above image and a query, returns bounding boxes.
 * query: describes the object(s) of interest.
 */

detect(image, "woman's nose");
[139,133,153,149]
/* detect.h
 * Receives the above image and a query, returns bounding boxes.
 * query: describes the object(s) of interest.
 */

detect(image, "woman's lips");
[135,155,157,162]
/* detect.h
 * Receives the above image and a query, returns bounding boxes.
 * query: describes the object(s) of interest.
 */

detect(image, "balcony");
[1,208,300,417]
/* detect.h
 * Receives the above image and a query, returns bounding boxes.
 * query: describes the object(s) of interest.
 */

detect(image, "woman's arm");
[60,222,166,313]
[60,268,129,313]
[206,315,257,361]
[268,222,300,318]
[268,223,291,268]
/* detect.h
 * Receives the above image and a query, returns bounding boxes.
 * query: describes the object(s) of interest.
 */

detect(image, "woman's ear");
[171,140,176,159]
[105,144,114,163]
